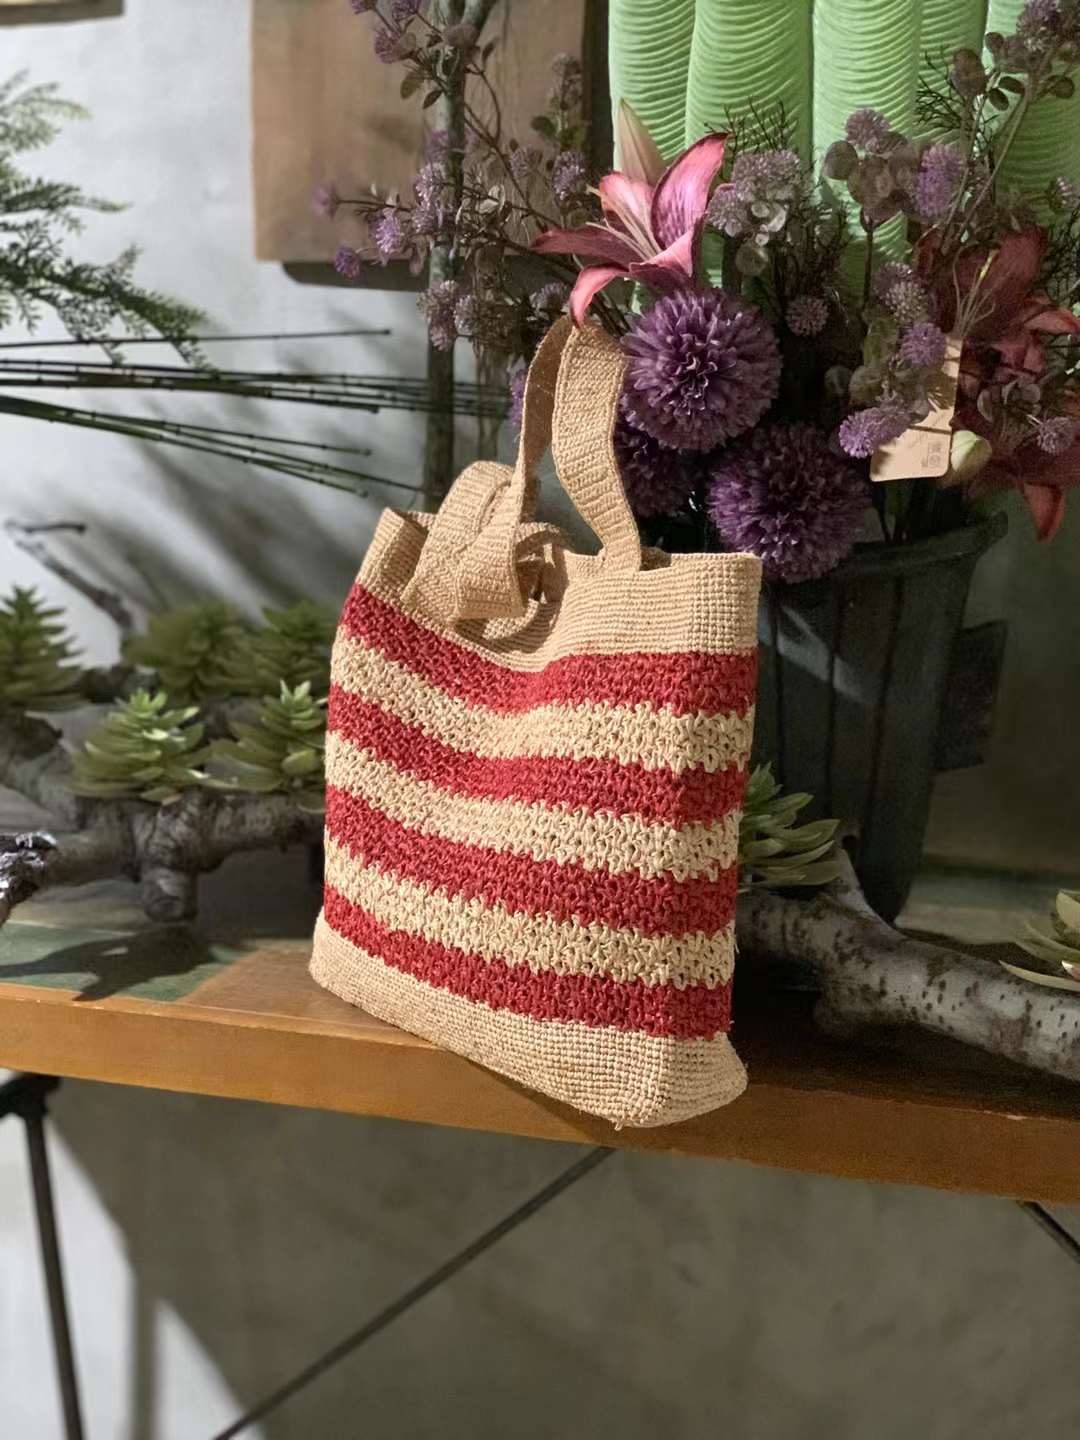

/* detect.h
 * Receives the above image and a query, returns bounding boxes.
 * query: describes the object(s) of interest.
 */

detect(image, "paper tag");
[870,335,962,483]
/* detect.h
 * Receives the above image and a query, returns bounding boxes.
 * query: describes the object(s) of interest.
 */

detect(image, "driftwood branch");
[736,851,1080,1086]
[0,714,321,924]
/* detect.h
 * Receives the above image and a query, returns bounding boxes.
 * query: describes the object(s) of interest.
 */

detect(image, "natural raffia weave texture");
[310,318,762,1127]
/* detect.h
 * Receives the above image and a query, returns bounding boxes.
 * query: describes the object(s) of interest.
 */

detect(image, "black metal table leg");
[0,1074,86,1440]
[211,1144,614,1440]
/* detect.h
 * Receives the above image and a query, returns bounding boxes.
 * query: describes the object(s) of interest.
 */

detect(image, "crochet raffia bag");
[310,316,762,1127]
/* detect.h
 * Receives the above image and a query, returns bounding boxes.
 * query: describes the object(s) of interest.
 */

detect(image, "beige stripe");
[333,632,756,776]
[324,837,734,988]
[357,507,761,663]
[326,731,739,882]
[310,913,747,1128]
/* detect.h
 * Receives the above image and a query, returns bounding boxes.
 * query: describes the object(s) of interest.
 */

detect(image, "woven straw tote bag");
[310,317,762,1127]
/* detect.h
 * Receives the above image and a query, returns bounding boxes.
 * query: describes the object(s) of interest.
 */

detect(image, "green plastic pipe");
[608,0,696,162]
[683,0,813,159]
[985,0,1080,205]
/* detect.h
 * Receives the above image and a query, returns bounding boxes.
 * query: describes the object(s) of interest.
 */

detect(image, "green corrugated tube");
[813,0,924,263]
[608,0,696,162]
[683,0,813,158]
[919,0,988,74]
[985,0,1080,204]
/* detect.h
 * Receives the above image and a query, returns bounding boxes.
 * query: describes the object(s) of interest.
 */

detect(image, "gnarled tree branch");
[737,851,1080,1087]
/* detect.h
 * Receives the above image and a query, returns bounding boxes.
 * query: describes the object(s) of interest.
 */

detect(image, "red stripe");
[340,584,757,717]
[328,688,748,825]
[325,786,737,938]
[323,885,732,1038]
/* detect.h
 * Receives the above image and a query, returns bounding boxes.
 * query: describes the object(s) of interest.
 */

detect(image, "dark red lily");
[531,103,730,323]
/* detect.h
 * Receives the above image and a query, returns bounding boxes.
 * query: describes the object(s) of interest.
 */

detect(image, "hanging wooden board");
[252,0,591,264]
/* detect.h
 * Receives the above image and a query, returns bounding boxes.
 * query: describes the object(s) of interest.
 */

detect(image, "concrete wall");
[1,3,1079,1437]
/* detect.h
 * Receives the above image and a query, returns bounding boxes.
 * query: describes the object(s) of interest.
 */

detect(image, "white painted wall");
[1,5,1080,1439]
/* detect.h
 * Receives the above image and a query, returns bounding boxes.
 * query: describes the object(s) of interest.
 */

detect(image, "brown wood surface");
[252,0,588,263]
[2,941,1080,1202]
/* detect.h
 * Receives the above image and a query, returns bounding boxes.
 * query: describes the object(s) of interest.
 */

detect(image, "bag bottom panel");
[310,911,746,1128]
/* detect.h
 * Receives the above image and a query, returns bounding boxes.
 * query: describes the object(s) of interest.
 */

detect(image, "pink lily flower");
[532,102,730,324]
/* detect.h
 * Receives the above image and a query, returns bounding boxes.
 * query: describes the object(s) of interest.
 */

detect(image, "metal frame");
[5,1075,1080,1440]
[0,1074,85,1440]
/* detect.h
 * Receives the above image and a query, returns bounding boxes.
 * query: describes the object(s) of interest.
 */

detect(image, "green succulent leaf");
[218,600,335,698]
[0,587,84,715]
[123,602,253,704]
[738,764,843,891]
[208,680,326,812]
[70,688,211,804]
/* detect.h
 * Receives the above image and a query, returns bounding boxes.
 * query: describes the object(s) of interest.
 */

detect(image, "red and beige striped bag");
[310,317,762,1127]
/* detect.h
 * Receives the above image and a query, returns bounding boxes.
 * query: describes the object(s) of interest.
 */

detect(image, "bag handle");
[401,317,641,623]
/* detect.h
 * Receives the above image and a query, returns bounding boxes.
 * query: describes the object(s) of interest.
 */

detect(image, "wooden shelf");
[2,935,1079,1202]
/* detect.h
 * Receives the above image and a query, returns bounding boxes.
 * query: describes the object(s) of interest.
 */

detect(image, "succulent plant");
[209,681,326,812]
[220,600,336,698]
[71,689,210,804]
[738,765,843,891]
[1008,890,1080,991]
[123,602,252,703]
[0,587,84,714]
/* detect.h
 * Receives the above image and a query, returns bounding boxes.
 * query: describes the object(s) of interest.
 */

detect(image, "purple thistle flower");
[312,181,341,218]
[548,53,583,106]
[333,245,363,279]
[898,322,948,370]
[730,148,801,201]
[425,128,451,163]
[914,142,964,221]
[838,404,910,459]
[621,289,782,453]
[373,26,405,62]
[531,281,569,313]
[418,279,461,350]
[1018,0,1064,41]
[707,423,868,583]
[508,367,527,431]
[368,206,413,264]
[390,0,423,23]
[552,149,587,204]
[1035,415,1077,453]
[787,295,829,337]
[845,107,893,154]
[872,261,917,299]
[614,404,697,520]
[509,145,537,185]
[708,187,747,236]
[883,278,930,327]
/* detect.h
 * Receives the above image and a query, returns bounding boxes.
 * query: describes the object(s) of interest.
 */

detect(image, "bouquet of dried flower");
[330,0,1080,571]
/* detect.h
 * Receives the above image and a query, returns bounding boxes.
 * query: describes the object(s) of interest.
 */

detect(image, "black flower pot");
[752,513,1008,922]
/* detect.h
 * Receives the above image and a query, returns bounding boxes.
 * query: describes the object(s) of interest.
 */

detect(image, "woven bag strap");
[402,316,640,624]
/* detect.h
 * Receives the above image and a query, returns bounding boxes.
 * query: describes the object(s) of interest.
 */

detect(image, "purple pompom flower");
[621,289,781,452]
[914,142,964,221]
[333,245,363,279]
[898,322,948,370]
[883,278,930,327]
[552,149,587,204]
[1035,415,1077,453]
[368,206,413,264]
[845,107,893,154]
[418,280,461,350]
[613,403,697,519]
[707,423,868,583]
[872,261,917,299]
[838,404,910,459]
[787,295,829,337]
